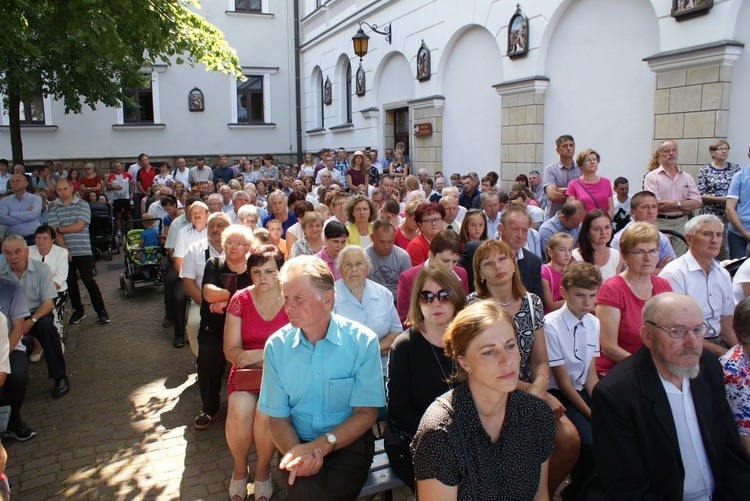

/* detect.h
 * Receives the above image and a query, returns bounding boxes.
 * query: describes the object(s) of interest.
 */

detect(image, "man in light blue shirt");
[725,151,750,259]
[538,200,584,259]
[259,256,385,499]
[0,174,42,243]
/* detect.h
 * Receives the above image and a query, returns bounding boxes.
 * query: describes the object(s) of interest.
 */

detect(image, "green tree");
[0,0,243,164]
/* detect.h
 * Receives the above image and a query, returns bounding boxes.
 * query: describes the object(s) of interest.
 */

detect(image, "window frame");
[229,67,278,127]
[234,0,262,13]
[115,66,165,126]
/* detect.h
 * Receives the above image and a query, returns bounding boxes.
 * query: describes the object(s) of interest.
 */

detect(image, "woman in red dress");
[223,245,288,501]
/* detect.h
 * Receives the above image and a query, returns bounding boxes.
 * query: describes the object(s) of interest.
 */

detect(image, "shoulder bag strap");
[575,178,601,210]
[526,291,536,327]
[436,396,479,501]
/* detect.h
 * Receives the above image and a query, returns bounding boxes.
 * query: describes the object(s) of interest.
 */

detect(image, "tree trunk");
[7,90,24,165]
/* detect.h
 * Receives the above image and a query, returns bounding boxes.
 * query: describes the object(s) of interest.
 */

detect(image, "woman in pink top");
[595,223,671,375]
[566,148,614,217]
[223,245,288,501]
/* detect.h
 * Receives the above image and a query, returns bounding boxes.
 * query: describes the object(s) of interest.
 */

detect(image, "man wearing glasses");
[659,215,737,357]
[591,292,750,500]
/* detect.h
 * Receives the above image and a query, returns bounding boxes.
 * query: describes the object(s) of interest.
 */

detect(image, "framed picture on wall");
[324,77,332,105]
[189,88,204,112]
[507,5,529,59]
[671,0,713,21]
[356,64,366,96]
[417,41,431,82]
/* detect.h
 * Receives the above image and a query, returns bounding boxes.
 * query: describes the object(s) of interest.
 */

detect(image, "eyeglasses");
[628,249,659,258]
[420,217,443,225]
[224,241,250,248]
[645,320,710,339]
[418,290,452,305]
[714,147,730,152]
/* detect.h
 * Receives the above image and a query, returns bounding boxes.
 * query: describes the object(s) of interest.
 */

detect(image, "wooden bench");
[358,439,405,500]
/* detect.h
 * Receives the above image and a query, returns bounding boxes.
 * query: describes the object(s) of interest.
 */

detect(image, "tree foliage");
[0,0,243,163]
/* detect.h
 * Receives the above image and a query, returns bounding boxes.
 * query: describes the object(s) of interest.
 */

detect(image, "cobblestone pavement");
[4,260,413,500]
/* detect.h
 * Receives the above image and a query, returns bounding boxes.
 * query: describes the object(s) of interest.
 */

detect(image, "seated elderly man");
[660,214,737,357]
[0,173,42,244]
[0,235,69,399]
[591,292,750,500]
[259,256,385,499]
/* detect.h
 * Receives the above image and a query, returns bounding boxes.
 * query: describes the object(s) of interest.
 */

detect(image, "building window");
[123,84,154,123]
[235,0,261,12]
[19,89,46,124]
[237,76,264,123]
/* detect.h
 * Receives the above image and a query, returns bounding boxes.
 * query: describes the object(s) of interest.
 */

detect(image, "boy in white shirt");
[544,261,602,500]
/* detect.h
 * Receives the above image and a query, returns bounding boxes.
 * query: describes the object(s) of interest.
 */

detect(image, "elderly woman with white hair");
[262,190,296,238]
[290,211,325,258]
[236,204,259,231]
[333,245,402,371]
[193,225,254,432]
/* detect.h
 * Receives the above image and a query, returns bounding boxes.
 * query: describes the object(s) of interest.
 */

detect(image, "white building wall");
[0,0,297,162]
[441,25,503,174]
[542,0,660,183]
[726,0,750,165]
[299,0,747,180]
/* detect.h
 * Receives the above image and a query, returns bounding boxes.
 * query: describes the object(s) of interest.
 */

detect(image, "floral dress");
[720,344,750,437]
[697,162,741,221]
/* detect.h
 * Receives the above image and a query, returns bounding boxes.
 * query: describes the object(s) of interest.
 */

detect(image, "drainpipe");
[293,0,303,164]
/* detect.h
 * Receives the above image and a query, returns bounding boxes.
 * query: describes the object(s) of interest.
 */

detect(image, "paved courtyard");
[4,259,415,500]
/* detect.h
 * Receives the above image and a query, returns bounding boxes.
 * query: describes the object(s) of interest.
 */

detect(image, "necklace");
[424,332,449,383]
[257,293,283,321]
[493,297,514,307]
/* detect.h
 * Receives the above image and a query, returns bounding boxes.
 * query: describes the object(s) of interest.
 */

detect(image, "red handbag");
[233,368,263,392]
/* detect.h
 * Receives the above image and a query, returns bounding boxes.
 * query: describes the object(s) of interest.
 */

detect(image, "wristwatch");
[56,226,62,235]
[30,317,37,324]
[676,200,682,208]
[324,433,337,451]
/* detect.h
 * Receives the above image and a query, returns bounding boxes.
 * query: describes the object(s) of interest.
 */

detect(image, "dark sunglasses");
[418,290,452,305]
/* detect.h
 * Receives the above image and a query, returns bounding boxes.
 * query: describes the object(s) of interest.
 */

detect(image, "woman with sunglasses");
[466,239,580,495]
[385,266,466,492]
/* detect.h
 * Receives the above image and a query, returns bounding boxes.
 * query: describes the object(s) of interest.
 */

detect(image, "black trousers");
[2,350,28,431]
[28,313,66,380]
[171,273,190,342]
[282,431,375,501]
[196,330,226,416]
[67,254,106,314]
[164,265,179,322]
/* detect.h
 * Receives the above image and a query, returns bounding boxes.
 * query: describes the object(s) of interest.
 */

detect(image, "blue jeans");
[728,231,749,259]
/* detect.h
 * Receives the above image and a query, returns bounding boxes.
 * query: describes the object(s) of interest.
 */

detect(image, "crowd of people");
[1,134,750,500]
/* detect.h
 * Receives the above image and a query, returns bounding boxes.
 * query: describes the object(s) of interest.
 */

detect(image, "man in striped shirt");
[47,179,110,325]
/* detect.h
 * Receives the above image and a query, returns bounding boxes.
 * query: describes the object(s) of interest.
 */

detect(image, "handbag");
[233,368,263,392]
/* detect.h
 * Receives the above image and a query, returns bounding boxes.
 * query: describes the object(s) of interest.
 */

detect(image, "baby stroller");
[119,217,166,297]
[89,201,117,261]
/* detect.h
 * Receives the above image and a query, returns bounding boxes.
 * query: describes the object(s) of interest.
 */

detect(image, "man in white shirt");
[659,214,737,356]
[591,292,750,500]
[481,191,501,240]
[315,153,343,185]
[180,212,229,355]
[106,161,134,237]
[172,156,191,190]
[171,201,209,348]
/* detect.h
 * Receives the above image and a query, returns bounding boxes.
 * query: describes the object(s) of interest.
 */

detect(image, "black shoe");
[173,338,185,348]
[69,310,86,324]
[53,377,70,399]
[2,424,37,442]
[97,311,111,325]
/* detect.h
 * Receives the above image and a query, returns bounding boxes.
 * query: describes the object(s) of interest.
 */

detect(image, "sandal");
[254,477,273,501]
[229,474,248,501]
[193,411,215,430]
